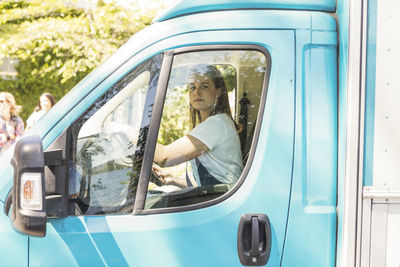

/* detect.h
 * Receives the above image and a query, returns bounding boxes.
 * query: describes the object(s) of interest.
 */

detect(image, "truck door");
[29,29,294,266]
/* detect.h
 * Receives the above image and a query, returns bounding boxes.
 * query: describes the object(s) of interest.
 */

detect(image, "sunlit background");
[0,0,179,120]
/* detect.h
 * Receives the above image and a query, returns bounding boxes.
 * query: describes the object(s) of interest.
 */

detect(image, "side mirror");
[10,135,46,237]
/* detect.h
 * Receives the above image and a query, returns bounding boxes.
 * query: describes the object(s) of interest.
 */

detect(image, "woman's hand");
[8,133,15,140]
[0,133,7,143]
[152,164,173,184]
[152,164,187,188]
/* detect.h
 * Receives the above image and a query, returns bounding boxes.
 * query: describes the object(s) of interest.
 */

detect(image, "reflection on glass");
[69,55,162,215]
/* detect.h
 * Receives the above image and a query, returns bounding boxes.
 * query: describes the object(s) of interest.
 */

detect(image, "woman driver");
[153,65,243,187]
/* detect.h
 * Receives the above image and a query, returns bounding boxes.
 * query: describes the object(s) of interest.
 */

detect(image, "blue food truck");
[1,0,399,266]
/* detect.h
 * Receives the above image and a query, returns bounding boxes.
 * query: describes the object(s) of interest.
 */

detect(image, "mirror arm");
[43,128,71,218]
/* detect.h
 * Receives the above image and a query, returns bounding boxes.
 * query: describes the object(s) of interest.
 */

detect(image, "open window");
[145,48,269,210]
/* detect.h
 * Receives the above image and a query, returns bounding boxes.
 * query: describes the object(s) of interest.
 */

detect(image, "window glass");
[68,55,162,215]
[146,49,267,210]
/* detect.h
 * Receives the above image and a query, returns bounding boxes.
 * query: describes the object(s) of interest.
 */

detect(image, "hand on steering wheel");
[152,164,173,184]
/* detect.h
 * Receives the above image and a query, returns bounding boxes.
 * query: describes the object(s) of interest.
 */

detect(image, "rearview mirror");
[10,135,46,237]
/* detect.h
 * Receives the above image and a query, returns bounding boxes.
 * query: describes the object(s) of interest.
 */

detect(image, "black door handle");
[237,213,271,266]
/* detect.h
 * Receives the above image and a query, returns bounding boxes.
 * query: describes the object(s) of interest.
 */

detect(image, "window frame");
[134,44,272,215]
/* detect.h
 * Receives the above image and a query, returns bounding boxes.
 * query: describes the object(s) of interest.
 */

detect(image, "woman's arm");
[154,134,209,167]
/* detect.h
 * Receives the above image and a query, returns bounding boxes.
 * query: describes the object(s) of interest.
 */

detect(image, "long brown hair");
[34,92,56,112]
[188,65,237,129]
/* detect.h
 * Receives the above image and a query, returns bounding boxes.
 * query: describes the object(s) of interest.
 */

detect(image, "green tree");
[0,0,156,121]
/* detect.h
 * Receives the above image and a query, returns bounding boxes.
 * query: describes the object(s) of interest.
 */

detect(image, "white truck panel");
[386,204,400,267]
[373,0,400,188]
[361,189,400,267]
[361,1,400,266]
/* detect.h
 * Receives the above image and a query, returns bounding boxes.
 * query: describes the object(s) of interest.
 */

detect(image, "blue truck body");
[2,0,394,266]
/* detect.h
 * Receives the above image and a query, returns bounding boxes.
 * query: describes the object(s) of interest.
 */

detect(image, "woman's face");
[40,95,52,112]
[188,74,221,115]
[0,95,10,115]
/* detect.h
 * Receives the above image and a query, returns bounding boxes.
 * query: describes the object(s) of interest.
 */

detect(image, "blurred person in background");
[0,92,25,154]
[26,92,56,131]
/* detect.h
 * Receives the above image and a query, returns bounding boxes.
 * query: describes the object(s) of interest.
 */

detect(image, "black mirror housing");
[10,135,46,237]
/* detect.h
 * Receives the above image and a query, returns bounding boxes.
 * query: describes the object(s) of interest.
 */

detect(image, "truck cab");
[1,0,397,266]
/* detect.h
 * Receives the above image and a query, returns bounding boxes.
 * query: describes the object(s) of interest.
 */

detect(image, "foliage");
[0,0,156,121]
[157,85,190,145]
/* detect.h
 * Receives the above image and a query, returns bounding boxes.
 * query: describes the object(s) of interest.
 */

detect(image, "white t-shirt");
[188,113,243,185]
[26,109,46,128]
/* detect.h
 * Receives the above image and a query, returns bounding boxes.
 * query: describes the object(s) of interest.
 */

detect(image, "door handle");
[237,213,271,266]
